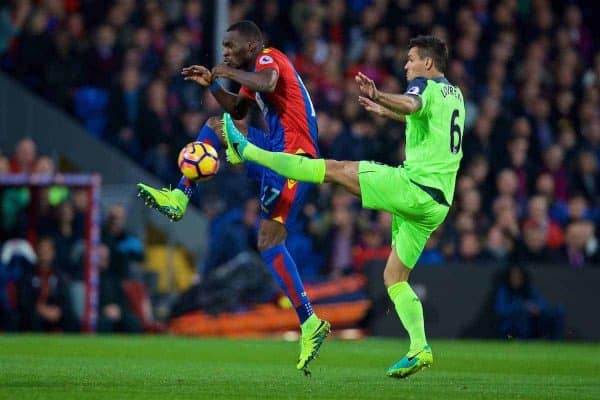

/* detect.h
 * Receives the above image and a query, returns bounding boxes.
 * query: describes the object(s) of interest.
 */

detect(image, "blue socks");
[261,243,314,324]
[195,124,222,152]
[176,124,222,198]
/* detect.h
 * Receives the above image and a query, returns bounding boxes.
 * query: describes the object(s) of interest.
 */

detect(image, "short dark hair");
[408,35,448,73]
[227,20,263,44]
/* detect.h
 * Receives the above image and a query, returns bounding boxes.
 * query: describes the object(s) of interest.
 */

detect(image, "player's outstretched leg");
[222,113,326,184]
[386,345,433,379]
[137,183,189,221]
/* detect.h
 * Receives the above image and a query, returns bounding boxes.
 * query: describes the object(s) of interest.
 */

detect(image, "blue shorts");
[247,127,313,228]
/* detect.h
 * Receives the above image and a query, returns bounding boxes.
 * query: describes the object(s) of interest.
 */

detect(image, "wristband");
[209,80,222,93]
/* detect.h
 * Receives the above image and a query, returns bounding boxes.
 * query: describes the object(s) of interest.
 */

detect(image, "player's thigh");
[358,161,437,219]
[324,160,361,197]
[257,219,287,251]
[244,127,272,181]
[246,127,270,150]
[392,213,443,269]
[259,168,313,229]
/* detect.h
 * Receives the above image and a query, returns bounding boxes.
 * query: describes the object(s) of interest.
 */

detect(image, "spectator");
[456,232,484,264]
[14,8,52,92]
[97,244,142,333]
[0,1,30,54]
[481,225,513,265]
[569,150,600,206]
[0,239,35,331]
[16,237,78,332]
[522,195,564,250]
[85,24,120,88]
[9,138,37,173]
[534,172,568,225]
[494,264,564,339]
[106,66,144,158]
[541,144,569,203]
[562,220,599,268]
[102,205,144,280]
[516,224,556,264]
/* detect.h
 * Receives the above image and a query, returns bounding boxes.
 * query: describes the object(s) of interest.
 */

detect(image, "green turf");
[1,335,599,399]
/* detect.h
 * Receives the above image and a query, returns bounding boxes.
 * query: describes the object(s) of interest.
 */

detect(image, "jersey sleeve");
[404,78,429,118]
[240,51,280,99]
[239,85,255,100]
[255,52,280,74]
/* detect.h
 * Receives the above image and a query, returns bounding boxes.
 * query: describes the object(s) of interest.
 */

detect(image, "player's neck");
[424,71,444,80]
[249,46,266,66]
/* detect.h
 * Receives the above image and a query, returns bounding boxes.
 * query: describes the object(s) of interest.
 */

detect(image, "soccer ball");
[177,141,219,182]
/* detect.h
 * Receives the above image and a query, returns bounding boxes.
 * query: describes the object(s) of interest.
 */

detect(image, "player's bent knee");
[257,220,287,252]
[257,236,285,252]
[324,160,345,182]
[383,258,412,287]
[324,160,361,196]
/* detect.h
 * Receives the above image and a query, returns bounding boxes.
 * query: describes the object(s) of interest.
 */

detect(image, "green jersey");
[403,77,464,205]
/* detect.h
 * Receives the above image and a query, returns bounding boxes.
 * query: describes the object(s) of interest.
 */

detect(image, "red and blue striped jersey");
[240,48,319,157]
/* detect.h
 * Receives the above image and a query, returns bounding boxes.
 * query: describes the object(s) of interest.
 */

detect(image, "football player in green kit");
[222,35,464,379]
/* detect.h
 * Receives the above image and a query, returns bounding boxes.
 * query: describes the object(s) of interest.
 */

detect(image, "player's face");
[222,30,252,70]
[405,47,429,81]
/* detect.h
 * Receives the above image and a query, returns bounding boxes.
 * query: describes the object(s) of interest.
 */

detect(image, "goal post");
[0,173,101,332]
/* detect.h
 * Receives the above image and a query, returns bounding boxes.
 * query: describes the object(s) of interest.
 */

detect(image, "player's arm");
[212,64,278,93]
[355,72,421,115]
[181,65,251,119]
[372,92,421,115]
[358,96,406,122]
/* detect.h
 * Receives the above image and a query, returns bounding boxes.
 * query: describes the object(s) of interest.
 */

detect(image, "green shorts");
[358,161,449,268]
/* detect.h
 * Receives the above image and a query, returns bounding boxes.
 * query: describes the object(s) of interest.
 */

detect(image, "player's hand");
[211,64,235,79]
[355,72,379,100]
[358,96,387,117]
[181,65,213,87]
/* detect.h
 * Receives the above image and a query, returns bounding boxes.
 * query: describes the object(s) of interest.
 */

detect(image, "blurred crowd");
[0,139,152,332]
[1,0,600,295]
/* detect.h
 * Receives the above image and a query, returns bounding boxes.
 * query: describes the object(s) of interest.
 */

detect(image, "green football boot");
[296,319,331,375]
[136,183,188,221]
[386,345,433,379]
[221,113,248,164]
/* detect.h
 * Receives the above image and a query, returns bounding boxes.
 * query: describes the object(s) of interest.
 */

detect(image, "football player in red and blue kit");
[136,21,329,374]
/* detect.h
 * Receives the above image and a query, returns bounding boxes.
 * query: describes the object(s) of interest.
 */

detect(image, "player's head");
[223,20,264,70]
[405,35,448,81]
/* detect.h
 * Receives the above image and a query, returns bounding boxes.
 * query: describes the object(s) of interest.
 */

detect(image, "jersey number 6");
[449,109,462,154]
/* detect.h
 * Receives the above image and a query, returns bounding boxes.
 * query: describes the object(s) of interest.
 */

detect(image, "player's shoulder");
[405,77,429,96]
[259,47,284,61]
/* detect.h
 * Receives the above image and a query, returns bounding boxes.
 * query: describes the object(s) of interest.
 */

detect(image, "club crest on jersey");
[407,86,421,95]
[259,55,273,65]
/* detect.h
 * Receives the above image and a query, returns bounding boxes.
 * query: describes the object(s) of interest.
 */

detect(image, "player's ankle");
[301,314,320,334]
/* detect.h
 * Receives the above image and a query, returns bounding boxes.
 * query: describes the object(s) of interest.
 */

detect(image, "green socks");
[243,143,326,184]
[387,281,427,353]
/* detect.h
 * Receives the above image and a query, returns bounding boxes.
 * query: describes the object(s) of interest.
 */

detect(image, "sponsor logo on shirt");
[407,86,421,95]
[259,55,274,65]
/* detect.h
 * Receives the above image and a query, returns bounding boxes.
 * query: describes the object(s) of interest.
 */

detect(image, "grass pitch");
[0,335,598,399]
